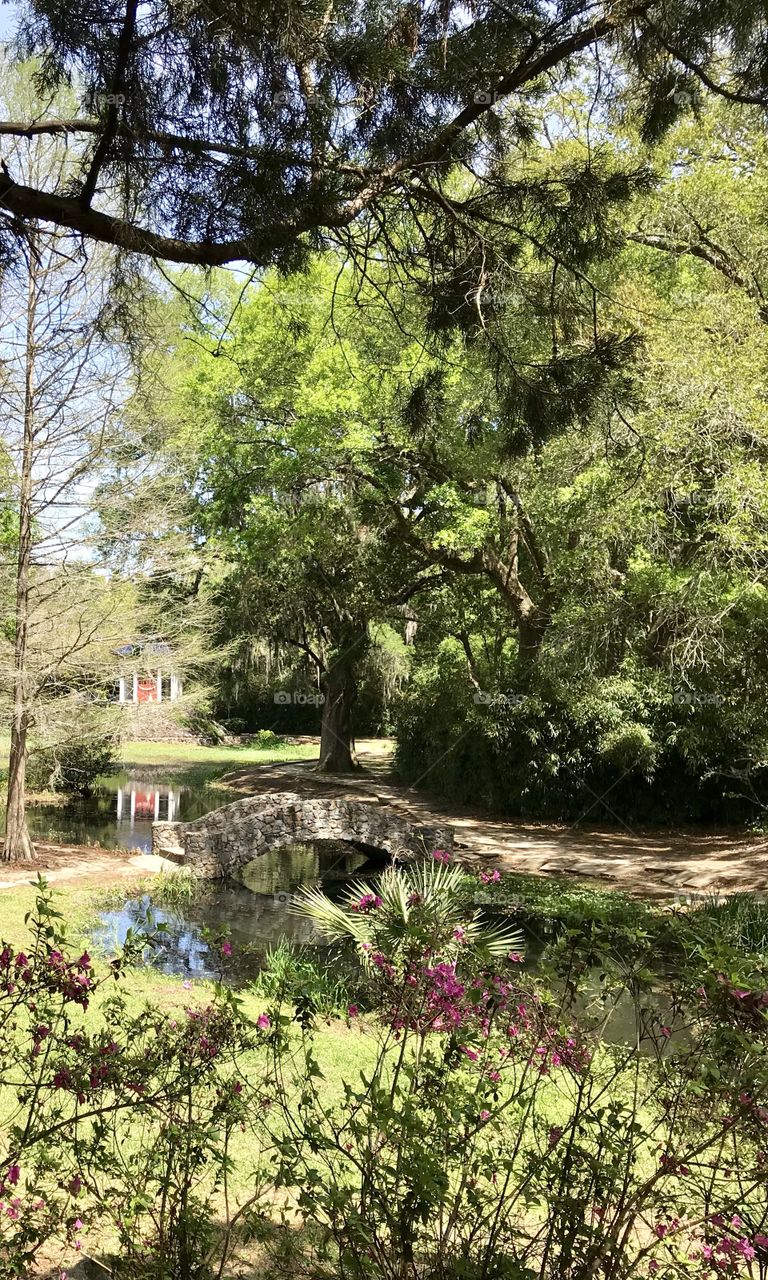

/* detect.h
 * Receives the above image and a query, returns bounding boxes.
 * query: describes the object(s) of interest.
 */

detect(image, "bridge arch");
[152,790,455,879]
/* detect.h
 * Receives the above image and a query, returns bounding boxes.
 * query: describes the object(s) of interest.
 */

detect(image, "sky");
[0,5,19,42]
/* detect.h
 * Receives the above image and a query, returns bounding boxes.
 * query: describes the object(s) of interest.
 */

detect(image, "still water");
[23,774,223,852]
[91,840,381,982]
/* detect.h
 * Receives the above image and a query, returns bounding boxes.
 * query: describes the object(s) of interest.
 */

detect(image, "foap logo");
[273,889,294,907]
[674,890,728,908]
[473,88,503,105]
[672,690,724,708]
[671,87,702,108]
[94,92,127,109]
[473,689,525,706]
[273,690,326,706]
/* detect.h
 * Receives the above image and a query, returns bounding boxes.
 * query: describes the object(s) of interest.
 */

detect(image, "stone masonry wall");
[152,791,455,879]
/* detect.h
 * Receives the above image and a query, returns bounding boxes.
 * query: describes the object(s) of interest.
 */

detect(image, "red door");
[137,677,157,703]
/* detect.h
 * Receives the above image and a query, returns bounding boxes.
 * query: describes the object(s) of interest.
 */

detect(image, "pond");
[20,772,225,852]
[90,839,384,982]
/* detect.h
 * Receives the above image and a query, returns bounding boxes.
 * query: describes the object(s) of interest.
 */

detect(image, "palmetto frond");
[291,860,524,962]
[462,915,525,960]
[290,886,370,944]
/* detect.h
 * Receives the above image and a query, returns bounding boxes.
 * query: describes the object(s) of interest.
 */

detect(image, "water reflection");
[21,774,223,852]
[91,841,382,982]
[115,782,180,826]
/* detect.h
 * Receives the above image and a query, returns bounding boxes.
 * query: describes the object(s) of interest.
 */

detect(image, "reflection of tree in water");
[92,840,389,982]
[21,773,225,851]
[239,840,383,895]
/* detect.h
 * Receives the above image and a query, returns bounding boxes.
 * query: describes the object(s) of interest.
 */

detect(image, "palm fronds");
[291,858,524,963]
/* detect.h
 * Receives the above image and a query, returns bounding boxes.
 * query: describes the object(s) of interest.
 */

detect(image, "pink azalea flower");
[257,1014,270,1031]
[480,1109,491,1121]
[220,940,233,957]
[6,1165,20,1186]
[347,1004,359,1018]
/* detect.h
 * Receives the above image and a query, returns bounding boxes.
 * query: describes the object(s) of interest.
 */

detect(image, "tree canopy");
[0,0,767,270]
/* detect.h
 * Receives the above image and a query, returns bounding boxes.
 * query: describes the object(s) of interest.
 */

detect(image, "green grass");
[0,736,320,809]
[118,739,318,768]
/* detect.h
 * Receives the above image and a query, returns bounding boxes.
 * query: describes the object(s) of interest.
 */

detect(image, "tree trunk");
[517,606,549,669]
[3,236,37,863]
[316,628,368,774]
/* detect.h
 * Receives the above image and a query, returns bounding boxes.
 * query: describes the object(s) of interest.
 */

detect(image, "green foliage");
[251,941,357,1016]
[259,871,768,1280]
[293,856,524,964]
[27,734,118,797]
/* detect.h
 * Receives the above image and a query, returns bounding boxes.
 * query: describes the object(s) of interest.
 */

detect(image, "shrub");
[0,877,264,1280]
[27,734,118,796]
[255,865,768,1280]
[251,940,359,1015]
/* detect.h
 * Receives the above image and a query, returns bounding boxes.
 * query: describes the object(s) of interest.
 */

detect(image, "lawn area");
[118,738,319,768]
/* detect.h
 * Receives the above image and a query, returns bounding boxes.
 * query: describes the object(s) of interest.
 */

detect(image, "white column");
[168,789,177,822]
[157,669,163,702]
[169,674,177,701]
[132,672,139,703]
[176,678,182,700]
[116,787,123,820]
[118,676,127,703]
[154,790,160,820]
[130,788,136,828]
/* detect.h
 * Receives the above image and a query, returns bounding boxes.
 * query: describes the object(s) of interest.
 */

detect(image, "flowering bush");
[0,876,261,1280]
[256,863,768,1280]
[3,867,768,1280]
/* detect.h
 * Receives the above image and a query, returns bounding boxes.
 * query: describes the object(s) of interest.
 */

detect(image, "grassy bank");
[118,737,318,769]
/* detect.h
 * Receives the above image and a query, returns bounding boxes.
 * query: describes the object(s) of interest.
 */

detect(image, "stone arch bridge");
[151,791,455,879]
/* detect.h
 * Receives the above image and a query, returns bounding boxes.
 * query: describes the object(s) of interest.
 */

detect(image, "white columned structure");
[132,672,139,703]
[118,676,127,703]
[157,669,163,702]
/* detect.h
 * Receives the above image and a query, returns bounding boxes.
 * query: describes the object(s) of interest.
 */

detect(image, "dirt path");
[0,842,175,892]
[221,739,768,899]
